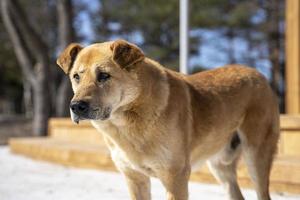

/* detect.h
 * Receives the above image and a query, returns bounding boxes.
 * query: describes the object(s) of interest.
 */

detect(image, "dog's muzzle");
[70,101,89,116]
[70,101,89,124]
[69,101,112,124]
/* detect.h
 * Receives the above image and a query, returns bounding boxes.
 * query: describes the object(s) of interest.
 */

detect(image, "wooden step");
[48,118,104,145]
[190,156,300,194]
[9,138,113,170]
[280,115,300,156]
[49,117,300,157]
[9,137,300,194]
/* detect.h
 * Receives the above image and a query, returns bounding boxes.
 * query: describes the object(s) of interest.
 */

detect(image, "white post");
[180,0,189,74]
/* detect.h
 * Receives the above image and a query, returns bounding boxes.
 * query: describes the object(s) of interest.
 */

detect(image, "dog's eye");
[73,73,80,81]
[97,72,110,82]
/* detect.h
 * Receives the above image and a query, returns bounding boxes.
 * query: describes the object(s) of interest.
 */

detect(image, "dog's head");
[56,40,145,123]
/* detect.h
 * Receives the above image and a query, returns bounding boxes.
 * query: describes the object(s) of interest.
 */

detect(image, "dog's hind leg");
[238,109,279,200]
[207,133,244,200]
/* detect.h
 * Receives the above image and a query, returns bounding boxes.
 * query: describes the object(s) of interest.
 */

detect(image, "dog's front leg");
[121,168,151,200]
[159,165,191,200]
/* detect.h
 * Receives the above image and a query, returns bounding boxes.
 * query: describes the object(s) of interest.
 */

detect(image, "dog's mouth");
[70,107,112,124]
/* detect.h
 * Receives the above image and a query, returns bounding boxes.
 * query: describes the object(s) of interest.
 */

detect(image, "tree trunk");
[32,64,50,136]
[56,77,72,116]
[245,30,255,67]
[226,28,236,64]
[56,0,75,117]
[23,77,32,118]
[266,0,281,97]
[1,0,50,135]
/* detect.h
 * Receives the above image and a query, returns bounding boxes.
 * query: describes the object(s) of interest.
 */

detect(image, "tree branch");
[1,0,36,85]
[57,0,75,49]
[7,0,48,61]
[55,0,75,116]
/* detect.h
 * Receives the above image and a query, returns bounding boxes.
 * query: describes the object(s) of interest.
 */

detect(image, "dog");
[57,39,279,200]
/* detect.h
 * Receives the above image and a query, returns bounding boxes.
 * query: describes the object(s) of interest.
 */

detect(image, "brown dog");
[57,39,279,200]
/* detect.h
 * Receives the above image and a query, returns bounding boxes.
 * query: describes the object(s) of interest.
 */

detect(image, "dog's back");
[184,65,279,200]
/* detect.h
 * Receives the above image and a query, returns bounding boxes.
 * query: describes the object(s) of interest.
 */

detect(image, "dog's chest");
[91,120,166,177]
[110,146,159,176]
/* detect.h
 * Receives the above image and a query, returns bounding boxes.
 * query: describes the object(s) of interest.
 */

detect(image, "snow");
[0,147,299,200]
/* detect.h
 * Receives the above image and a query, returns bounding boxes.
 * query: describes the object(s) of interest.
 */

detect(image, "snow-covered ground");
[0,147,299,200]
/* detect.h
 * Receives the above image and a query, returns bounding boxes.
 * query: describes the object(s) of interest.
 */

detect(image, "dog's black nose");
[70,101,89,115]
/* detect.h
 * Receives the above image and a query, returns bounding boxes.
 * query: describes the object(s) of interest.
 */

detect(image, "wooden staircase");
[9,116,300,194]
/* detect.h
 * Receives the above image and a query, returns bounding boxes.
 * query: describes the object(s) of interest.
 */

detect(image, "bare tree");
[1,0,50,136]
[56,0,75,116]
[265,0,281,97]
[1,0,76,135]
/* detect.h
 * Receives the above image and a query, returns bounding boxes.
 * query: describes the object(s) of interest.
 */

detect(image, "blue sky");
[74,0,272,79]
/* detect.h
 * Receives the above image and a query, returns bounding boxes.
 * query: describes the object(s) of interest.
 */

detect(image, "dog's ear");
[56,43,83,74]
[110,39,145,69]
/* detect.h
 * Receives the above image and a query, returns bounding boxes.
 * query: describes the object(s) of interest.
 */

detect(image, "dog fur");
[57,39,280,200]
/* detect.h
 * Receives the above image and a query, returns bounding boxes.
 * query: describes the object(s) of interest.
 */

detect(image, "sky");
[74,0,272,79]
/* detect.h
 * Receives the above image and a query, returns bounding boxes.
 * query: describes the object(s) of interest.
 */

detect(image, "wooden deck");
[9,115,300,194]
